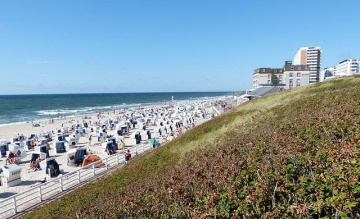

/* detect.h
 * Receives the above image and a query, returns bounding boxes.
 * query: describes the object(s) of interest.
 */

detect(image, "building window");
[297,72,301,77]
[262,69,265,72]
[289,73,293,77]
[279,75,282,79]
[296,79,301,83]
[268,74,271,78]
[291,67,294,70]
[297,66,301,70]
[267,80,271,84]
[289,79,293,83]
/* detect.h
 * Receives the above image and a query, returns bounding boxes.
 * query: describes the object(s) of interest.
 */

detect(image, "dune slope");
[23,76,360,218]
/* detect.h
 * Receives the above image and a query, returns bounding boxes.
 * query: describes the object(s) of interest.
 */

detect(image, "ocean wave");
[37,110,79,115]
[81,105,123,111]
[36,104,142,116]
[0,121,29,127]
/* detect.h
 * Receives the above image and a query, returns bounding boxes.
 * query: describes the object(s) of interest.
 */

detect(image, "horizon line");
[0,91,240,96]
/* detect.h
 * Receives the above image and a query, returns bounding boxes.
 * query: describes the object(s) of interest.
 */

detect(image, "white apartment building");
[293,46,322,84]
[334,59,360,76]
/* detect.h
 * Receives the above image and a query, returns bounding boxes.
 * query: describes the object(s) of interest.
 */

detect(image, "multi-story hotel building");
[252,61,309,89]
[282,61,310,89]
[293,46,322,84]
[252,68,284,88]
[334,59,360,76]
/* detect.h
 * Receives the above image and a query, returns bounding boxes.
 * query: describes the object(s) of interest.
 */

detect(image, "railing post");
[105,158,109,170]
[117,154,120,165]
[13,197,17,214]
[39,186,43,201]
[78,170,81,183]
[59,178,63,192]
[92,164,95,176]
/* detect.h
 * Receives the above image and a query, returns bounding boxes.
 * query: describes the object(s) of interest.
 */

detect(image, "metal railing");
[0,141,153,218]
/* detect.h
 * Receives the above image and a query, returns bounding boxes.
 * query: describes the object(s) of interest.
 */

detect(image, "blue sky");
[0,0,359,94]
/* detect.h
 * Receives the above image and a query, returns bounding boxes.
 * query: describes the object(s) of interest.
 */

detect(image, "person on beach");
[168,133,174,141]
[46,142,51,151]
[6,152,17,165]
[89,135,92,146]
[19,134,25,142]
[30,158,42,170]
[106,144,115,155]
[124,150,131,164]
[120,140,125,150]
[151,137,157,149]
[49,162,59,177]
[30,140,36,149]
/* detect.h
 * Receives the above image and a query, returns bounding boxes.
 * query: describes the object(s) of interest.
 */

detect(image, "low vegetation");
[23,76,360,218]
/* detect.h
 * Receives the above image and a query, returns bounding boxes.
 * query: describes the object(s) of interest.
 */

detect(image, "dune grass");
[22,75,360,218]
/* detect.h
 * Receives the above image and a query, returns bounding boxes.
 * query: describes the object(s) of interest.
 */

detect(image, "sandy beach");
[0,110,126,198]
[0,98,228,202]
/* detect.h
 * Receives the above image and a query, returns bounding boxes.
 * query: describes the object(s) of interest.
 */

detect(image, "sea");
[0,92,229,126]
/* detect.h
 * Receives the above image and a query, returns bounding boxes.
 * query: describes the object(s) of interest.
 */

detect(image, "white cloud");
[26,60,64,65]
